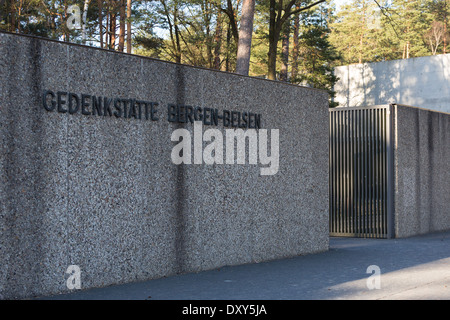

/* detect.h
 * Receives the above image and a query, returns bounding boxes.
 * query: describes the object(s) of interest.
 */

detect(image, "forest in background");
[1,0,449,107]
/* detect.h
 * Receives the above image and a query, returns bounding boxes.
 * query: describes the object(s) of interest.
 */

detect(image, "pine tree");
[329,0,383,64]
[291,1,340,107]
[390,0,432,59]
[426,0,450,54]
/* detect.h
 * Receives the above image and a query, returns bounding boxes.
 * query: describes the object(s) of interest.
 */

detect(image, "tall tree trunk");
[406,41,410,58]
[98,0,103,48]
[235,0,255,75]
[10,0,16,32]
[405,25,410,59]
[174,23,181,63]
[444,21,447,54]
[223,0,239,44]
[202,1,213,68]
[172,4,181,64]
[64,1,69,42]
[266,0,325,80]
[444,24,447,54]
[280,20,290,82]
[126,0,132,53]
[359,1,366,64]
[17,1,23,33]
[161,0,181,63]
[359,33,363,64]
[444,0,448,54]
[110,11,116,50]
[118,0,126,52]
[267,0,278,80]
[106,3,109,48]
[226,22,232,72]
[214,8,223,70]
[291,9,300,80]
[207,25,212,67]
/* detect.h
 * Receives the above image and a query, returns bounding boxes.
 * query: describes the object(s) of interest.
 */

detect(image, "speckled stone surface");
[0,32,329,299]
[393,105,450,238]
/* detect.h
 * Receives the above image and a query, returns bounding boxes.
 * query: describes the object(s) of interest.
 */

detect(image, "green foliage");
[293,25,340,107]
[290,1,341,107]
[390,0,434,58]
[329,0,449,64]
[329,0,386,64]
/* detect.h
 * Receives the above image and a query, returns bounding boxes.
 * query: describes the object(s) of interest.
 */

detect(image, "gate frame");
[329,105,395,239]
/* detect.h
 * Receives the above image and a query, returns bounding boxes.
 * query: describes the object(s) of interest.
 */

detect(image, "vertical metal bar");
[336,111,342,233]
[329,111,332,235]
[329,111,333,234]
[367,109,371,237]
[332,111,336,235]
[373,109,378,237]
[367,109,372,237]
[334,111,338,235]
[366,109,370,237]
[384,107,387,238]
[340,110,344,235]
[386,104,395,238]
[368,109,372,238]
[378,108,383,238]
[341,111,345,235]
[330,111,333,234]
[340,110,344,234]
[350,110,355,235]
[360,109,364,237]
[372,109,375,237]
[356,110,362,236]
[379,108,383,238]
[356,109,360,237]
[344,110,349,234]
[353,110,357,237]
[334,110,338,235]
[374,109,380,238]
[363,108,367,238]
[337,111,341,234]
[370,109,374,237]
[373,109,377,238]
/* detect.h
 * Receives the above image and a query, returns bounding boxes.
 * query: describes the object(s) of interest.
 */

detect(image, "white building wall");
[334,54,450,113]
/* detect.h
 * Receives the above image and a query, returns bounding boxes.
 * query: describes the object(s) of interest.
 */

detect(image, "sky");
[333,0,351,11]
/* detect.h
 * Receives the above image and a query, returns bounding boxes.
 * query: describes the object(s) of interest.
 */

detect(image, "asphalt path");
[40,231,450,300]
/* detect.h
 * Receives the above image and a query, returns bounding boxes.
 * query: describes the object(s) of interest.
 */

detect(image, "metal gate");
[329,106,394,238]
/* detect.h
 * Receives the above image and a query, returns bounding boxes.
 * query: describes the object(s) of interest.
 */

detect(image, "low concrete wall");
[394,104,450,238]
[334,55,450,113]
[0,32,329,299]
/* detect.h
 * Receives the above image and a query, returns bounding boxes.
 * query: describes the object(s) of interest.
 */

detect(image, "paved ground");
[40,231,450,300]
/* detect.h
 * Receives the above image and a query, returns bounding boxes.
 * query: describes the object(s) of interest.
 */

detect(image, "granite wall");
[0,32,329,299]
[393,104,450,238]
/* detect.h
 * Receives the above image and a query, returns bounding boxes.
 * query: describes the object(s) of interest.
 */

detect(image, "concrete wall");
[393,104,450,238]
[0,32,329,299]
[334,54,450,113]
